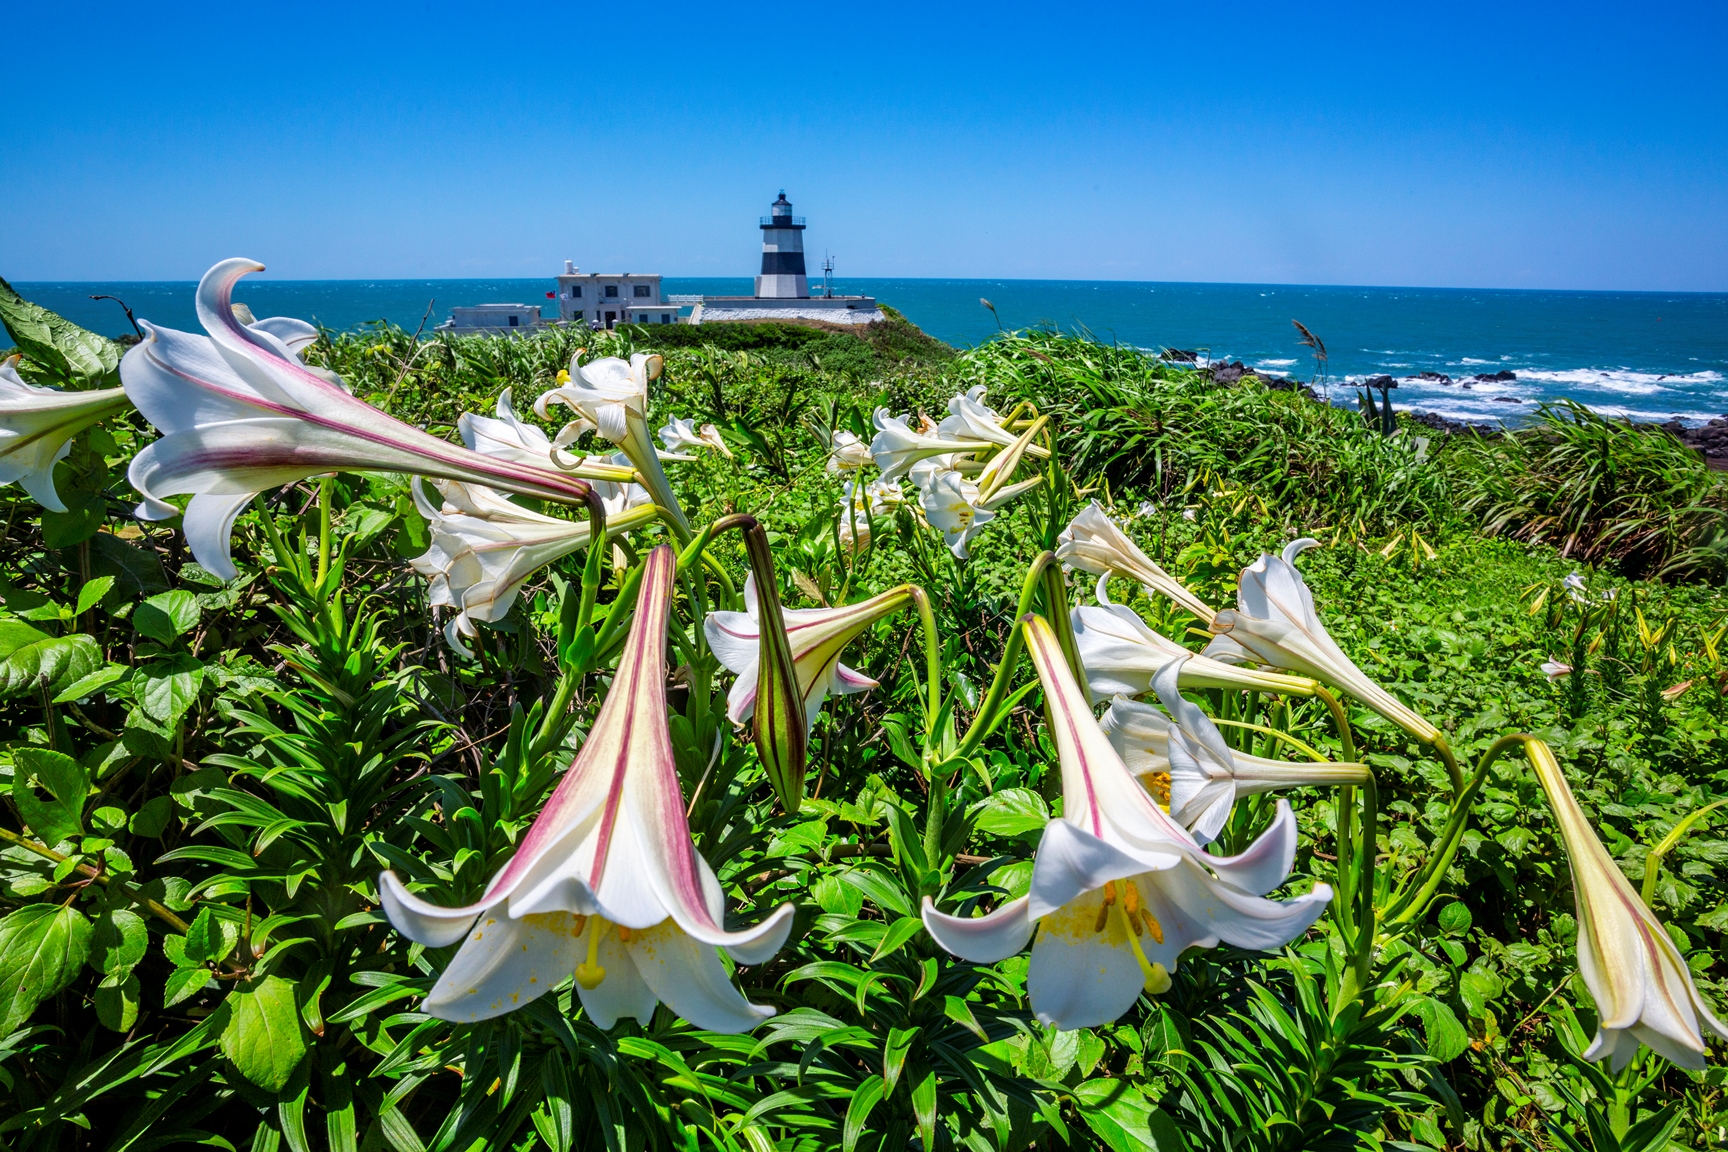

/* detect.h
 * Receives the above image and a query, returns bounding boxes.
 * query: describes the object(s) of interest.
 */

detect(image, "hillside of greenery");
[2,283,1727,1152]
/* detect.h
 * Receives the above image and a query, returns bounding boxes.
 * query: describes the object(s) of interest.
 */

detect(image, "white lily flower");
[460,390,639,484]
[120,259,601,580]
[1525,739,1728,1069]
[381,545,795,1032]
[704,576,911,733]
[921,615,1332,1030]
[919,469,994,558]
[659,416,732,457]
[869,407,995,484]
[1541,658,1573,681]
[1204,539,1439,742]
[1102,657,1370,844]
[1073,574,1315,701]
[827,429,872,474]
[838,477,894,553]
[1563,570,1589,604]
[1057,501,1215,624]
[937,385,1051,457]
[0,356,130,511]
[410,479,657,657]
[584,452,651,517]
[536,353,688,532]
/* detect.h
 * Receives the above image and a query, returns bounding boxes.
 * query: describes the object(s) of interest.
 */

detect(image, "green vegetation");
[2,297,1727,1152]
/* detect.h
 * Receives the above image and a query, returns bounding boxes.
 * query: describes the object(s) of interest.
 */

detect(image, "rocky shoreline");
[1194,358,1728,466]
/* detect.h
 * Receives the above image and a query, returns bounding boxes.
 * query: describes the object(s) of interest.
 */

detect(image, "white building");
[553,261,677,328]
[436,303,546,335]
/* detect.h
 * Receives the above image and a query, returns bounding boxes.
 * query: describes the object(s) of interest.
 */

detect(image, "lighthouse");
[754,192,808,298]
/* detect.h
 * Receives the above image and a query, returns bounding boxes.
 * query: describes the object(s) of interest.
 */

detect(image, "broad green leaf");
[88,533,170,599]
[95,971,141,1031]
[137,653,204,725]
[0,903,94,1032]
[130,795,175,838]
[971,787,1051,838]
[0,627,101,698]
[134,590,201,646]
[88,908,148,977]
[184,907,241,965]
[911,1071,938,1151]
[164,964,212,1008]
[75,576,115,616]
[1073,1079,1186,1152]
[12,747,90,844]
[1413,995,1469,1062]
[52,662,127,704]
[220,975,308,1092]
[40,490,106,549]
[1437,901,1472,936]
[0,276,123,387]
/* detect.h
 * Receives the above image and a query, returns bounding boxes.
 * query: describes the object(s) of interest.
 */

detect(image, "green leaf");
[137,652,204,725]
[40,490,106,549]
[134,590,201,645]
[88,532,170,599]
[1459,970,1500,1018]
[971,787,1050,838]
[842,1073,885,1152]
[0,626,101,698]
[882,1026,919,1096]
[870,916,926,962]
[12,747,90,844]
[1437,901,1472,937]
[130,795,176,838]
[75,576,115,617]
[52,662,127,704]
[164,964,212,1008]
[1073,1079,1187,1152]
[95,971,141,1031]
[220,975,308,1093]
[184,907,241,966]
[0,903,94,1032]
[0,276,123,387]
[89,908,148,977]
[1413,996,1470,1062]
[910,1071,938,1149]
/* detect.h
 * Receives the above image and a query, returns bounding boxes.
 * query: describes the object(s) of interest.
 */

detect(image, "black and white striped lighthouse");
[754,191,809,299]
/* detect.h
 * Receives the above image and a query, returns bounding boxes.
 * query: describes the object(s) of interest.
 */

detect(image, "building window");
[633,284,651,297]
[508,315,519,327]
[604,285,618,298]
[571,286,582,298]
[661,313,671,324]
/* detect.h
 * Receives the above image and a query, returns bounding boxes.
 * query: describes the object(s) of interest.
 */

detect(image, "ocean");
[10,276,1726,427]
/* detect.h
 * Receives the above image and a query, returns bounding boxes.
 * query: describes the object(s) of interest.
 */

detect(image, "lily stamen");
[575,918,608,989]
[1117,905,1171,993]
[1095,881,1118,933]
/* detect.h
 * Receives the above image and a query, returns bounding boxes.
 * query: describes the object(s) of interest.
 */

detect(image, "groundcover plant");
[2,263,1727,1152]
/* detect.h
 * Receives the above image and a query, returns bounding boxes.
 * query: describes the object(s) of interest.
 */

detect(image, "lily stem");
[909,586,943,738]
[954,553,1058,760]
[1384,733,1532,924]
[316,475,333,587]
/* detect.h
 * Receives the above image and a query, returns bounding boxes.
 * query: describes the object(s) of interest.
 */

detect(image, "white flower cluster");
[829,386,1046,558]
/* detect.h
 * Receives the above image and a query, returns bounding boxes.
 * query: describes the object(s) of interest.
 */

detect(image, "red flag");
[546,291,555,299]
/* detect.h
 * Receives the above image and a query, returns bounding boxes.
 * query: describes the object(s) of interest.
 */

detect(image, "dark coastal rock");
[1264,376,1321,401]
[1660,416,1728,471]
[1408,410,1501,438]
[1363,374,1398,390]
[1162,348,1199,363]
[1209,360,1257,385]
[1471,369,1517,382]
[1416,371,1452,383]
[1492,396,1520,403]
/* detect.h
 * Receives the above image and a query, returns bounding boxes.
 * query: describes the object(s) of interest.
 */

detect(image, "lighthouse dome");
[770,192,792,216]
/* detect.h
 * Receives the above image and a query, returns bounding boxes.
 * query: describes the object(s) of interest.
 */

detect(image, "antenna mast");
[822,253,835,298]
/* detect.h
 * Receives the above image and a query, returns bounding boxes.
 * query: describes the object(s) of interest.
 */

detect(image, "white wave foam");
[1255,358,1296,367]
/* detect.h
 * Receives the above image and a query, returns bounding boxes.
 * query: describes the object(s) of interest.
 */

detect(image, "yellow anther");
[1141,771,1171,807]
[1141,909,1164,944]
[575,918,608,989]
[616,926,633,942]
[1093,881,1118,933]
[1122,884,1140,916]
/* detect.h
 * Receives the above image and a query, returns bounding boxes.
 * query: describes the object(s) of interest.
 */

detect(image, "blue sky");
[3,1,1724,290]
